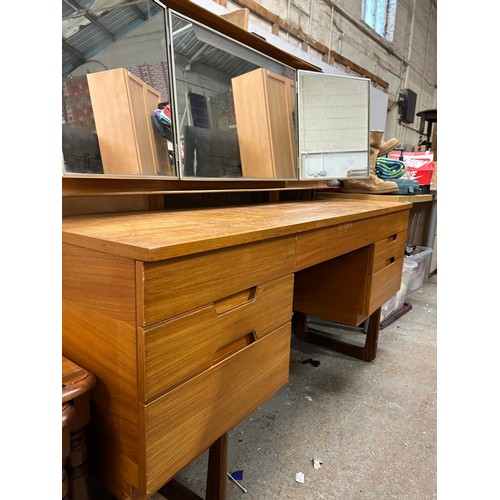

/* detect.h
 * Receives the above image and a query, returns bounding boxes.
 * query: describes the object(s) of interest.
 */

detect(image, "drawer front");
[139,274,294,402]
[375,210,410,241]
[295,217,378,271]
[138,236,295,326]
[294,208,410,272]
[372,231,407,274]
[139,323,291,495]
[367,256,404,314]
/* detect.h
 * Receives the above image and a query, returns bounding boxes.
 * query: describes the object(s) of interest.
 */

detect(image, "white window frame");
[362,0,397,41]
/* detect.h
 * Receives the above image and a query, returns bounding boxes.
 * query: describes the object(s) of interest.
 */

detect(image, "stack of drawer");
[63,236,296,498]
[293,210,408,326]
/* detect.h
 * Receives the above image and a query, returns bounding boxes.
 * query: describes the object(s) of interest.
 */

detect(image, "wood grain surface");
[62,199,410,261]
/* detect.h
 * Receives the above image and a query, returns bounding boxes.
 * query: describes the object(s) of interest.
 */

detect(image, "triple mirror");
[62,0,370,181]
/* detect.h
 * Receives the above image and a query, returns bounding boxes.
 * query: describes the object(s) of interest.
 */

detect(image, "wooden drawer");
[138,236,295,326]
[375,210,410,240]
[138,274,294,402]
[294,246,370,326]
[294,210,409,272]
[367,256,404,313]
[294,217,378,271]
[138,323,291,495]
[294,247,404,326]
[372,231,406,274]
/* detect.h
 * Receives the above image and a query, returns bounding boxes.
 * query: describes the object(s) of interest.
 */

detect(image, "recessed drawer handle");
[385,257,395,266]
[388,234,398,242]
[214,287,257,315]
[213,332,256,364]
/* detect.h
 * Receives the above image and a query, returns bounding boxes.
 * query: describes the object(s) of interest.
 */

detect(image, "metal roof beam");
[62,40,86,62]
[65,0,117,41]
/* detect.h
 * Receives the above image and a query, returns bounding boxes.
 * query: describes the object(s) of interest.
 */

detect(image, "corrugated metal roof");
[62,0,258,77]
[62,0,163,75]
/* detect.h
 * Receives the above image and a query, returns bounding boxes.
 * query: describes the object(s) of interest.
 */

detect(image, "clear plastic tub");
[380,259,418,321]
[406,246,433,294]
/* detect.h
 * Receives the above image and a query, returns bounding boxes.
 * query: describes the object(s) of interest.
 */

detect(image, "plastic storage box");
[380,246,433,322]
[380,259,418,322]
[405,246,433,294]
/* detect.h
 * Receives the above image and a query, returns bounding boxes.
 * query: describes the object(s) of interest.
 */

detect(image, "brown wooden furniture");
[62,403,75,499]
[62,3,412,499]
[62,356,96,500]
[87,68,173,176]
[232,68,296,178]
[321,192,437,275]
[62,197,410,499]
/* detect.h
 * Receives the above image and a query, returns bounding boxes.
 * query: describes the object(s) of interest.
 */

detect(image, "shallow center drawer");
[138,236,295,326]
[138,274,294,402]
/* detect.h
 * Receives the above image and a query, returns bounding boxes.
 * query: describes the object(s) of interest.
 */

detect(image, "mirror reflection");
[62,0,176,177]
[168,12,297,180]
[297,72,370,180]
[61,2,367,182]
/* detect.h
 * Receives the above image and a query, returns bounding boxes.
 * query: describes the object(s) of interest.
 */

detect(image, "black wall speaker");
[399,89,417,124]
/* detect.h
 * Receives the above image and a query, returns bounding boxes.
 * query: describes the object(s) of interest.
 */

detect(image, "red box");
[389,151,434,185]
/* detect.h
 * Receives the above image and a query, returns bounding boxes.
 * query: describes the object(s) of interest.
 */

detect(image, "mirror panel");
[62,1,370,183]
[297,71,370,180]
[62,0,176,177]
[168,11,297,180]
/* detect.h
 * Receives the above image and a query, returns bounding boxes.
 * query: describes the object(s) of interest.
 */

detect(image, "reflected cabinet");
[62,0,371,181]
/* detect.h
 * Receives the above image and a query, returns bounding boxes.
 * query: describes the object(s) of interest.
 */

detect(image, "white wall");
[219,0,437,149]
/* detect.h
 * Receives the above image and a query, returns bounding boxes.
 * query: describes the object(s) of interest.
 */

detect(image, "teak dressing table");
[62,197,411,498]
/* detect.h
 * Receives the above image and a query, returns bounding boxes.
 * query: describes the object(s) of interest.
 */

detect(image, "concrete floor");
[92,274,437,499]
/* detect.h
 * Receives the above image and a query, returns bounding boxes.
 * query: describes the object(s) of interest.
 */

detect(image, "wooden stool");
[62,356,96,500]
[62,403,76,499]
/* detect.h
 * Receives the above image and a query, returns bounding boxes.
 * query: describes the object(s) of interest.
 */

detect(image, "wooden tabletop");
[62,199,411,262]
[319,192,437,203]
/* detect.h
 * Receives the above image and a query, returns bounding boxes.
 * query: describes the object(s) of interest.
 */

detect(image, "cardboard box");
[431,160,437,190]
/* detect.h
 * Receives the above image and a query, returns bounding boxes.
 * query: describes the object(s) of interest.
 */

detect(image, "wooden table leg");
[158,433,228,500]
[294,311,309,343]
[62,357,96,500]
[206,433,228,500]
[294,308,381,362]
[62,403,75,500]
[158,479,204,500]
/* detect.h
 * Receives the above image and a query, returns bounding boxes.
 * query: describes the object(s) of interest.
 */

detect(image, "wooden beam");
[220,7,249,30]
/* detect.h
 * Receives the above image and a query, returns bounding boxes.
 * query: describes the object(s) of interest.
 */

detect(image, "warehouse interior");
[6,0,500,499]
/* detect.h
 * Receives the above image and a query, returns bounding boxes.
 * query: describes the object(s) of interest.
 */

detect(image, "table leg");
[67,429,90,500]
[158,433,228,500]
[62,403,75,500]
[294,308,381,362]
[206,433,228,500]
